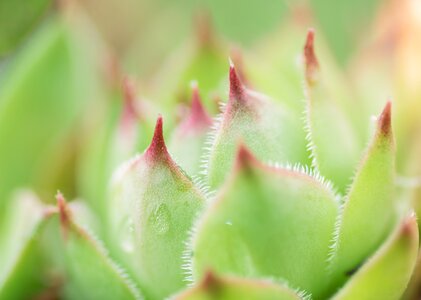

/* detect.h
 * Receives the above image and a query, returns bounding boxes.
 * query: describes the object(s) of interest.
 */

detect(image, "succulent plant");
[2,0,421,299]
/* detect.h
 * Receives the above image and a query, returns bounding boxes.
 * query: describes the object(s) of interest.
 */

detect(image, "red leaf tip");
[304,28,319,85]
[201,270,219,290]
[121,76,139,123]
[56,191,71,239]
[377,100,392,136]
[401,213,418,238]
[145,116,169,161]
[229,47,250,87]
[180,82,212,132]
[235,143,258,170]
[229,61,246,102]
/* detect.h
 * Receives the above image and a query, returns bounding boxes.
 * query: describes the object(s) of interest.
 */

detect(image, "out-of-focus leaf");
[0,0,52,56]
[309,0,382,64]
[147,30,227,115]
[200,0,287,46]
[0,191,52,300]
[0,16,100,208]
[169,83,212,176]
[78,77,156,223]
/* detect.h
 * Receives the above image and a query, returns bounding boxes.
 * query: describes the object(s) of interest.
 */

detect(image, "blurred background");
[0,0,414,209]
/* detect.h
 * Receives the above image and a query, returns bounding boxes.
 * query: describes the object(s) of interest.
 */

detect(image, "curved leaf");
[56,193,142,300]
[328,102,397,287]
[331,214,418,300]
[0,191,52,299]
[191,145,338,298]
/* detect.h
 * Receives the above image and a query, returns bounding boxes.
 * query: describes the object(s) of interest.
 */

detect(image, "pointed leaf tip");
[235,143,258,170]
[121,76,139,122]
[229,62,246,102]
[201,270,219,289]
[304,28,319,85]
[377,101,392,136]
[230,48,249,87]
[56,191,71,238]
[186,83,212,128]
[145,116,169,161]
[401,213,417,237]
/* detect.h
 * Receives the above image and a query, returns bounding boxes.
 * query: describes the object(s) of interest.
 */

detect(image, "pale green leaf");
[172,272,307,300]
[0,191,52,300]
[56,194,142,300]
[205,65,308,189]
[331,214,418,300]
[109,117,206,299]
[192,145,338,298]
[329,102,397,287]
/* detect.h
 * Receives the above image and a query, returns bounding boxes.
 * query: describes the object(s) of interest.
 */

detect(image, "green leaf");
[0,17,99,208]
[0,0,51,56]
[78,77,154,222]
[328,102,397,287]
[169,83,212,176]
[303,30,362,192]
[56,193,142,300]
[108,117,206,299]
[205,64,308,189]
[191,145,338,298]
[0,191,52,299]
[148,27,227,114]
[171,272,307,300]
[331,214,418,300]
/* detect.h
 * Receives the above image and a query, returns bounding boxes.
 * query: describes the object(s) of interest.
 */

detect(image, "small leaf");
[192,145,338,298]
[205,64,308,189]
[0,191,52,300]
[109,117,206,299]
[303,29,362,192]
[169,82,212,176]
[56,193,142,300]
[329,102,397,286]
[171,271,307,300]
[331,214,418,300]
